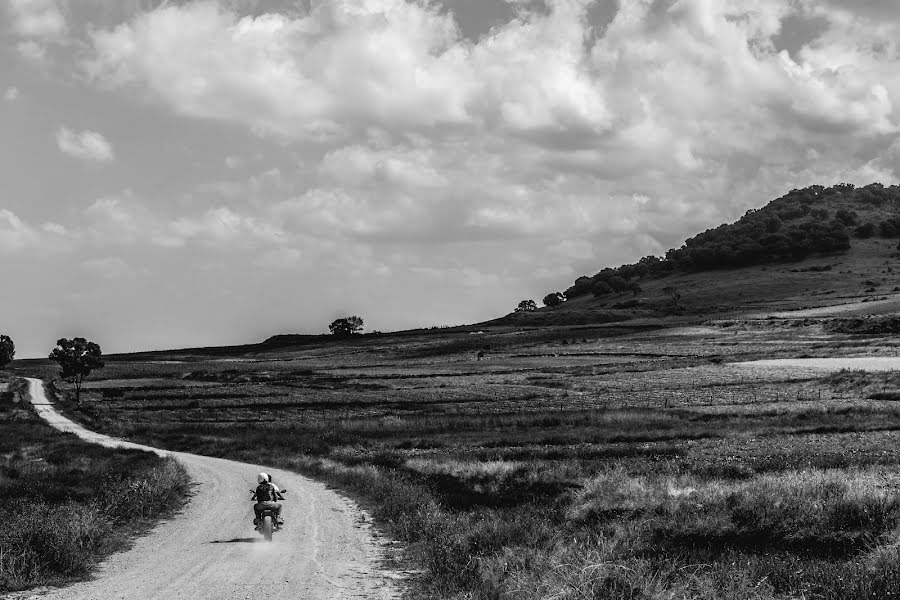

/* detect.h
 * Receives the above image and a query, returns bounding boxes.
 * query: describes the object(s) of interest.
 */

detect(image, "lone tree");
[542,292,564,307]
[0,335,14,368]
[515,299,537,312]
[48,337,104,405]
[329,316,364,337]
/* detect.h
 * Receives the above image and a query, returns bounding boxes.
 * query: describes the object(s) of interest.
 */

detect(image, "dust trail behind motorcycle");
[21,378,401,600]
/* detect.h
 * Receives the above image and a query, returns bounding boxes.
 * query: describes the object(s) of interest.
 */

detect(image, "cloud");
[7,0,67,38]
[169,207,287,247]
[84,192,290,249]
[84,1,472,141]
[84,192,182,247]
[0,209,74,253]
[81,256,134,279]
[4,87,20,102]
[44,0,900,305]
[81,2,900,195]
[7,0,68,62]
[56,127,115,162]
[0,209,40,251]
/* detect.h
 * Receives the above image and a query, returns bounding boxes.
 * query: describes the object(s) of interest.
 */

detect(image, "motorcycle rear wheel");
[262,515,273,542]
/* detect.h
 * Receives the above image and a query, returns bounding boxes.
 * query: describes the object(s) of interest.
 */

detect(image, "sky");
[2,0,900,357]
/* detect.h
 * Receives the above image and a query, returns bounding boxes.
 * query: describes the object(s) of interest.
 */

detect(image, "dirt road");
[21,378,399,600]
[744,294,900,319]
[735,357,900,372]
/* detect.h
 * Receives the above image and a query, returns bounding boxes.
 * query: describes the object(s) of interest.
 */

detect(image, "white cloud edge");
[56,126,115,163]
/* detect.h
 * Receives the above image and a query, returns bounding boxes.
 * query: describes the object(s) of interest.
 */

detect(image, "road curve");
[22,378,400,600]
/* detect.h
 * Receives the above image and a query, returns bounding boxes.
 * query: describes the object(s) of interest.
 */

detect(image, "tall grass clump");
[0,380,190,593]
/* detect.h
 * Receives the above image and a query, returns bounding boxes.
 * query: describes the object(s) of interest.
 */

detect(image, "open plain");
[16,304,900,599]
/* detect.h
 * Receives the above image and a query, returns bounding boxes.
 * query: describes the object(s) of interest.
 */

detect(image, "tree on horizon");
[543,292,564,307]
[515,299,537,312]
[0,335,14,369]
[329,316,364,337]
[49,337,104,405]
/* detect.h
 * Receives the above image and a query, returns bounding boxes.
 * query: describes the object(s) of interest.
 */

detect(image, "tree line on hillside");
[551,182,900,303]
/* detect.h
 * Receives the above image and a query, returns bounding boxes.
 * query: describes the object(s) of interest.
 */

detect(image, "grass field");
[0,378,190,593]
[16,318,900,599]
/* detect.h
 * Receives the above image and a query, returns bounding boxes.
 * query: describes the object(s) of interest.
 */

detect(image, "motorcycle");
[250,488,286,542]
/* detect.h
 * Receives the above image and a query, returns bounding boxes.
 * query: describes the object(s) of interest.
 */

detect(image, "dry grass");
[0,379,189,593]
[17,320,900,599]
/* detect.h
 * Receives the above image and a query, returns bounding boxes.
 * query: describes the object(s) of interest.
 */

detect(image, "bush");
[0,396,189,593]
[855,222,876,238]
[0,501,110,588]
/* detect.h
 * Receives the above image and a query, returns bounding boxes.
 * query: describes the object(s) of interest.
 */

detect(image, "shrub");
[0,397,189,593]
[855,222,876,238]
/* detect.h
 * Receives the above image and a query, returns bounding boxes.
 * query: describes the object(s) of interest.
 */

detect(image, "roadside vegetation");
[0,378,189,593]
[24,318,900,600]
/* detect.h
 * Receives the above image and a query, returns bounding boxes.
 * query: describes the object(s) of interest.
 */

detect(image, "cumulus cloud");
[0,209,40,252]
[4,87,20,102]
[84,1,471,140]
[82,0,899,148]
[14,0,900,355]
[0,209,74,253]
[85,192,182,247]
[80,1,900,239]
[7,0,67,38]
[34,0,900,312]
[169,207,287,246]
[7,0,68,62]
[56,127,115,162]
[84,192,291,249]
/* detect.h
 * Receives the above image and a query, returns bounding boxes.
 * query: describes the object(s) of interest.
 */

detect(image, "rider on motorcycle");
[252,472,284,527]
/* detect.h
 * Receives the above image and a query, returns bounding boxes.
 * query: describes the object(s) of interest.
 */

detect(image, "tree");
[607,276,629,295]
[564,276,594,299]
[855,222,876,238]
[328,316,364,337]
[515,299,537,312]
[592,281,613,297]
[543,292,564,307]
[48,337,104,405]
[0,335,14,369]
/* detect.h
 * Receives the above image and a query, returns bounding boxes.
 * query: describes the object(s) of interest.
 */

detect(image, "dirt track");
[21,378,400,600]
[735,357,900,372]
[745,294,900,319]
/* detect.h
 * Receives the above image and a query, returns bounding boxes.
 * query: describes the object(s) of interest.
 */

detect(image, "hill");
[501,182,900,325]
[62,182,900,362]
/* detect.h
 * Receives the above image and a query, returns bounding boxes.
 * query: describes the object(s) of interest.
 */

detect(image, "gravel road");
[744,294,900,319]
[21,377,400,600]
[735,357,900,372]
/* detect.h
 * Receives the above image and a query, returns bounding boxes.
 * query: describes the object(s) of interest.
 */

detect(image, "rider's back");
[255,481,277,502]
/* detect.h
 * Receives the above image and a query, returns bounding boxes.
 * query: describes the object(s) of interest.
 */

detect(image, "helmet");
[257,472,269,484]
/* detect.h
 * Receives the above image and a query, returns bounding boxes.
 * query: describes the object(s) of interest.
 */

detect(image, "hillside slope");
[504,183,900,325]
